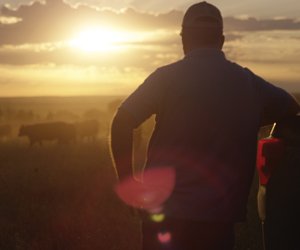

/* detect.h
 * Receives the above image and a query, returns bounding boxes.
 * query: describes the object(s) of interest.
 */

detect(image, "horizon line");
[0,94,126,99]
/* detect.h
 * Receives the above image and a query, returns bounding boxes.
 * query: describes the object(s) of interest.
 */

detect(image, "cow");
[19,122,76,146]
[75,120,99,142]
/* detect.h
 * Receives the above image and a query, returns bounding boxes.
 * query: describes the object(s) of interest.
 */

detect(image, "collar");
[184,48,225,59]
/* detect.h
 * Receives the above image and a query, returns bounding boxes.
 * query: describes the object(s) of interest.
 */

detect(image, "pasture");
[0,95,290,249]
[0,140,263,250]
[0,141,141,250]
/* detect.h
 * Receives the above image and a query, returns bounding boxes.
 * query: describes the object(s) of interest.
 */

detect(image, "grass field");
[0,139,264,250]
[0,141,141,250]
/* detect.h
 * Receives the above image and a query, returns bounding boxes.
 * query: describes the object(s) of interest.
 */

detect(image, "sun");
[69,27,138,52]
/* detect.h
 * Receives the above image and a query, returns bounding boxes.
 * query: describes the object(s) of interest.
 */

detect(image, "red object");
[256,137,285,185]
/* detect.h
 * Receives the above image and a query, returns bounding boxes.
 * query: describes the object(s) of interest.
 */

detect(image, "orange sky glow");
[0,0,299,97]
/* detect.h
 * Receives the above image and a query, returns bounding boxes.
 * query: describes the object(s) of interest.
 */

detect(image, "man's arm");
[261,94,300,126]
[245,68,300,125]
[110,109,136,181]
[110,69,165,180]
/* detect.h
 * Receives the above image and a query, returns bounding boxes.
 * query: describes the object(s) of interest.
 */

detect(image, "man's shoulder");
[154,59,185,75]
[223,58,250,73]
[221,58,264,82]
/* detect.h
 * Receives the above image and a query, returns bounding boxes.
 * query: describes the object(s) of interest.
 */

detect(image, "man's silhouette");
[111,2,300,249]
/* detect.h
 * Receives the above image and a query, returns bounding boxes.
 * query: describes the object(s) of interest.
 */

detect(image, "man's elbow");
[111,109,137,132]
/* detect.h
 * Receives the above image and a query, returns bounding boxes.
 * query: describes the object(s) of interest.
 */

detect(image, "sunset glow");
[0,0,299,96]
[69,27,141,52]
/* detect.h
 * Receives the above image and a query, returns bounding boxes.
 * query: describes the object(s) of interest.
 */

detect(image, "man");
[110,2,300,250]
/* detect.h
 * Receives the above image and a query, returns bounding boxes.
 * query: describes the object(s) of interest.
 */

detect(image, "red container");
[256,137,285,185]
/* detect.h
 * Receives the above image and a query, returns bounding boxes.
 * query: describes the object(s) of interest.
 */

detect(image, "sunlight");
[69,27,140,52]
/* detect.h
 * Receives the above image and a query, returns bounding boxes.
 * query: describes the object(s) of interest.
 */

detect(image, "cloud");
[0,0,184,46]
[1,0,300,46]
[0,63,150,96]
[0,0,300,69]
[0,0,90,44]
[0,15,22,24]
[3,0,300,19]
[0,42,182,71]
[0,0,44,10]
[225,17,300,31]
[225,30,300,63]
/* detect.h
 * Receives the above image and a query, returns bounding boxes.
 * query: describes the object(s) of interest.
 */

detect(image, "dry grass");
[0,139,263,250]
[0,140,141,250]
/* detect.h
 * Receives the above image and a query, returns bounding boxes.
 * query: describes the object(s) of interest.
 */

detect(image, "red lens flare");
[115,167,176,211]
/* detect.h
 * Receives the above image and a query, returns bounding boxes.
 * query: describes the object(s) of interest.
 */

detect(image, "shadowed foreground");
[0,140,262,250]
[0,141,140,250]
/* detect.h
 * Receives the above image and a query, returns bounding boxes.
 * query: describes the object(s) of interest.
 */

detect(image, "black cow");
[19,122,76,146]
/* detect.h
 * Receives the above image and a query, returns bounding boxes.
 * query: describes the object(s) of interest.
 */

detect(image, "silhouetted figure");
[110,2,300,250]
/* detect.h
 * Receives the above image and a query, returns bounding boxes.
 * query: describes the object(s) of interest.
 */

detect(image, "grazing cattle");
[19,122,76,146]
[75,120,99,141]
[0,124,12,139]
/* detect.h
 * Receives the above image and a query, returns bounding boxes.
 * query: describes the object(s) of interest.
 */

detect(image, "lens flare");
[150,213,165,223]
[148,206,163,214]
[115,167,176,211]
[158,231,172,244]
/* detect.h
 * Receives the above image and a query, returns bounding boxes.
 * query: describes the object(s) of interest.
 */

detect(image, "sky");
[0,0,299,96]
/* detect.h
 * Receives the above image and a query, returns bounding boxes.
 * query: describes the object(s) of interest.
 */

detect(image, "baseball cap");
[182,1,223,29]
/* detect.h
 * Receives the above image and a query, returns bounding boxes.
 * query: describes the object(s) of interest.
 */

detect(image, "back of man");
[138,50,265,222]
[111,2,300,250]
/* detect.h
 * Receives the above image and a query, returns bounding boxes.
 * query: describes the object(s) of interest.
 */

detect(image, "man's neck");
[183,45,222,55]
